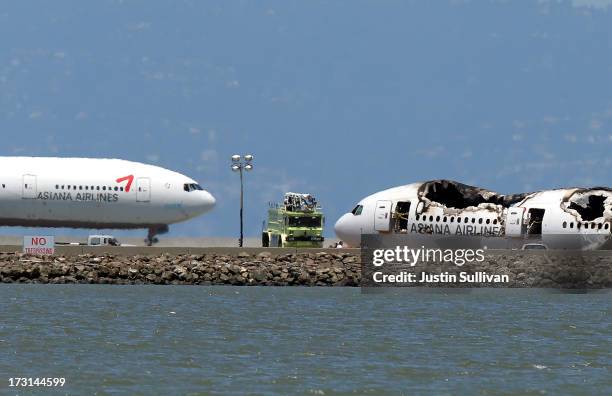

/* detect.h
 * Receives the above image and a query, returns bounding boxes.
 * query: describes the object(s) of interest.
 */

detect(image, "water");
[0,286,610,395]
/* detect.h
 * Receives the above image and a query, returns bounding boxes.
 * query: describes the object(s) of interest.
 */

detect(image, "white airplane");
[0,156,216,245]
[335,180,612,248]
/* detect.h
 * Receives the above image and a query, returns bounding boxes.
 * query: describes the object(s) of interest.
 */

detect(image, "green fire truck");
[262,192,325,248]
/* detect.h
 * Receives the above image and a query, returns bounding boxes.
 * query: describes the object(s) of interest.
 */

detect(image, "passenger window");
[464,217,468,223]
[436,216,440,222]
[486,219,490,224]
[493,219,498,225]
[570,222,574,229]
[429,216,434,222]
[103,186,106,191]
[478,218,483,224]
[605,224,609,230]
[450,217,455,223]
[457,217,461,223]
[562,221,567,228]
[416,214,420,221]
[471,218,476,224]
[598,223,602,230]
[443,217,447,223]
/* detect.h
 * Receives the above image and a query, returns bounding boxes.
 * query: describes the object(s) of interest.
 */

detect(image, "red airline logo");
[116,175,134,192]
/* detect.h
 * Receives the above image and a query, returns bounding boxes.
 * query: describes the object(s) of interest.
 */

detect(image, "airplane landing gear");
[146,236,159,246]
[145,225,169,246]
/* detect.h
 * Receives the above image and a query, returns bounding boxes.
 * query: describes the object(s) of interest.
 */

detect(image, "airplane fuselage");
[0,157,215,231]
[335,180,612,247]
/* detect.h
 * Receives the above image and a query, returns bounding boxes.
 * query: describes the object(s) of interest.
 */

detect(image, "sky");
[1,0,611,239]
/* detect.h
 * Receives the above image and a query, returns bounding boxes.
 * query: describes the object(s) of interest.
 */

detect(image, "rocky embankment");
[477,252,611,288]
[0,251,610,288]
[364,251,611,289]
[0,252,361,286]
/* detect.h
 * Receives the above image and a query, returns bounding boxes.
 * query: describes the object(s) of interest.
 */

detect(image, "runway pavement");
[0,235,346,256]
[0,235,341,248]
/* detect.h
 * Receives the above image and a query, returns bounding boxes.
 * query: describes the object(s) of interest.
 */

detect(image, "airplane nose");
[200,190,216,213]
[334,213,358,246]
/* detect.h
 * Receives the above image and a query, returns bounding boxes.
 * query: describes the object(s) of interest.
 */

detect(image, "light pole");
[231,154,253,247]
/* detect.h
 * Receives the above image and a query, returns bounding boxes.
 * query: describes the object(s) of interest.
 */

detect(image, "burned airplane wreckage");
[334,179,611,249]
[419,180,529,211]
[563,188,612,222]
[398,180,611,237]
[405,180,531,236]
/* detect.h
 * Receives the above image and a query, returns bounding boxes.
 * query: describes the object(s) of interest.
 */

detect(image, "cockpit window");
[351,205,363,216]
[184,183,204,192]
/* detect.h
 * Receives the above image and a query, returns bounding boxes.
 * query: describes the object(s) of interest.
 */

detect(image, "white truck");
[56,235,122,246]
[87,235,120,246]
